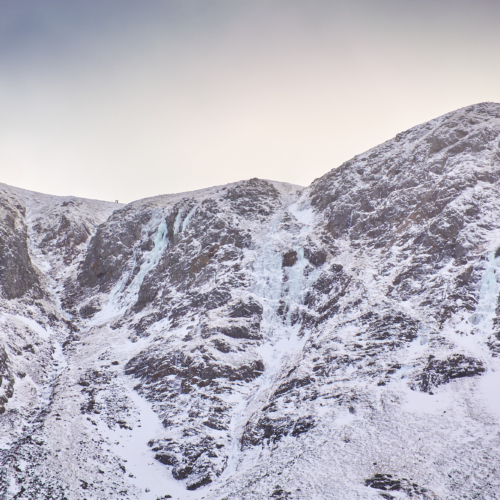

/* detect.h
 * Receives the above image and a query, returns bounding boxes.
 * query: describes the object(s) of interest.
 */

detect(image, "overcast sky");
[1,0,500,203]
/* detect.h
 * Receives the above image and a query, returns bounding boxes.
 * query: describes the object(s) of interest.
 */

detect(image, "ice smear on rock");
[95,211,169,324]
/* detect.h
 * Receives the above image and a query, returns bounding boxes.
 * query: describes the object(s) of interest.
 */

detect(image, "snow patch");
[477,369,500,421]
[96,386,201,500]
[6,314,50,340]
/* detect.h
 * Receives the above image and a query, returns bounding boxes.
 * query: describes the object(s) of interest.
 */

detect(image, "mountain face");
[1,102,500,500]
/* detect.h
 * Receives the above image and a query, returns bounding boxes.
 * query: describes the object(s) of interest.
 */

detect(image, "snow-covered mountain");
[2,102,500,499]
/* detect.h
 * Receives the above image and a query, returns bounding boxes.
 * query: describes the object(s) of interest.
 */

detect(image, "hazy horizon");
[2,0,500,203]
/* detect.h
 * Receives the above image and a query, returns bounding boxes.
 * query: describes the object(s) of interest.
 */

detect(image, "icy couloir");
[1,102,500,499]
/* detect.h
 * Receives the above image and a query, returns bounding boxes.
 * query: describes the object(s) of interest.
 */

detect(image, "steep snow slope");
[0,185,118,498]
[1,102,500,499]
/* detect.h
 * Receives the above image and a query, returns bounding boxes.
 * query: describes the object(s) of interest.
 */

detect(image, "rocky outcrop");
[0,186,42,300]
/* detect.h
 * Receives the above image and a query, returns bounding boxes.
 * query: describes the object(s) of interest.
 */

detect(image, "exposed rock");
[413,354,485,393]
[365,474,436,499]
[0,187,42,300]
[282,250,298,267]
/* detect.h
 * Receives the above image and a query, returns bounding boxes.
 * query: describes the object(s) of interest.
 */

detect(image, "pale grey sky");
[1,0,500,202]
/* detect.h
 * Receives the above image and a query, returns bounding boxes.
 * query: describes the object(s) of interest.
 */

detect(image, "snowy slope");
[1,102,500,499]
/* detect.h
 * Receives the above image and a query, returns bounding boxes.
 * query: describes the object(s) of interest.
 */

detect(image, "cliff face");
[1,103,500,500]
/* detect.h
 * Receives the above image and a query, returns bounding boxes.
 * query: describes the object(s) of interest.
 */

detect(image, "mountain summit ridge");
[1,102,500,499]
